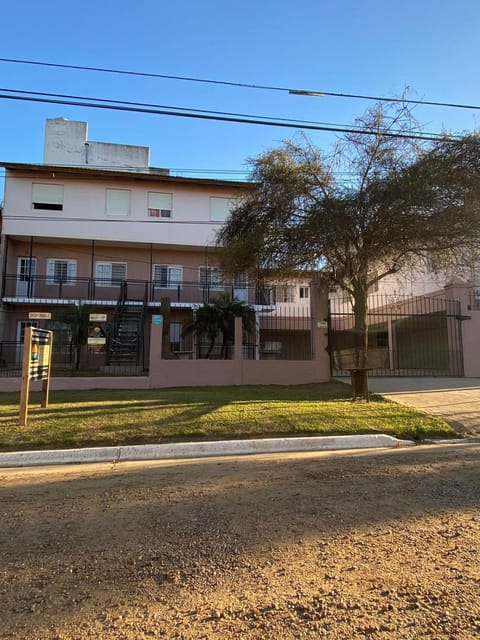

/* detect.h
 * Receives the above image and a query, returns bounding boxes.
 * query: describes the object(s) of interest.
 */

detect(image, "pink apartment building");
[0,118,321,379]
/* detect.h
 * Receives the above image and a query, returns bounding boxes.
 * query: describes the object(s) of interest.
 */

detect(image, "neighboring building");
[0,119,314,374]
[328,255,480,378]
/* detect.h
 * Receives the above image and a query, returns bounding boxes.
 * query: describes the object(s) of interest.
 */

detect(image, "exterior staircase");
[106,282,147,372]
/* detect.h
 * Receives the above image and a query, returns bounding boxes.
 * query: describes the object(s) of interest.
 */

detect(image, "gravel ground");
[1,443,479,639]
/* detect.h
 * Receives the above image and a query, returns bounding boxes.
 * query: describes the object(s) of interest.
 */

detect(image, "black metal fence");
[167,305,313,361]
[0,302,314,376]
[329,294,464,377]
[0,304,147,377]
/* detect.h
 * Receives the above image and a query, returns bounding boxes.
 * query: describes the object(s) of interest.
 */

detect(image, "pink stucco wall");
[441,284,480,377]
[3,170,243,248]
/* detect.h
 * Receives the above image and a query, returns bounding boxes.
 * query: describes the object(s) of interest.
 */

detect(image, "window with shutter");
[106,189,131,216]
[32,183,64,210]
[148,193,172,218]
[210,197,236,222]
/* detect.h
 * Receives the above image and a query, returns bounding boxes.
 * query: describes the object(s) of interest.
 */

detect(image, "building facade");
[0,119,315,376]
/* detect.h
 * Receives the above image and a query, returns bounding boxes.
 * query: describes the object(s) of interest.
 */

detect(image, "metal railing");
[2,273,274,306]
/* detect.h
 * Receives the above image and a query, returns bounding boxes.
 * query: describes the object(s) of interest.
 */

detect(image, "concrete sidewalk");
[368,377,480,435]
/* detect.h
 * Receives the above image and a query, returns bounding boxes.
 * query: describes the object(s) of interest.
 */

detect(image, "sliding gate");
[329,294,465,377]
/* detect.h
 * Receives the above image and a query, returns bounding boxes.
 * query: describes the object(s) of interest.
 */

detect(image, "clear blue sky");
[1,0,480,191]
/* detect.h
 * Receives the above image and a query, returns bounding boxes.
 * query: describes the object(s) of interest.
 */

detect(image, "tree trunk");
[206,335,216,359]
[351,282,370,401]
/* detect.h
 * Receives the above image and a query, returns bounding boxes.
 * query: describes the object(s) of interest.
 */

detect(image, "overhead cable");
[1,56,479,112]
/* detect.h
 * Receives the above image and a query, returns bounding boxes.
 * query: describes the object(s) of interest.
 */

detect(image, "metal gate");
[329,294,465,377]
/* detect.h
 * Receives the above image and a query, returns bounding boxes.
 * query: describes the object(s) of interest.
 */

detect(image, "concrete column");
[310,280,331,379]
[149,322,163,377]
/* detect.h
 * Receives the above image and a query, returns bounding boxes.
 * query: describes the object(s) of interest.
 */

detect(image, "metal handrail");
[2,273,272,306]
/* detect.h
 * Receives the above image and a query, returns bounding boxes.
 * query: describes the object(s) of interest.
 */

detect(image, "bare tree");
[218,102,480,397]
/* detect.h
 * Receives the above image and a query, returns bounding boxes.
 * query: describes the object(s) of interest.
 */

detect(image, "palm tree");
[182,294,254,359]
[57,303,101,369]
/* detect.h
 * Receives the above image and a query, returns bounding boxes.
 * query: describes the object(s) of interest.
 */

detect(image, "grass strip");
[0,382,456,451]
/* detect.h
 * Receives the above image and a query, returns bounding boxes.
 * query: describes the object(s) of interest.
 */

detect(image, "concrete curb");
[0,434,414,468]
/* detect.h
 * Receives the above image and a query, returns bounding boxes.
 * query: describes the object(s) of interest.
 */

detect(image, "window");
[32,183,64,210]
[299,286,309,299]
[106,189,130,216]
[199,266,224,289]
[210,197,236,222]
[46,259,77,285]
[426,255,438,273]
[275,285,295,303]
[95,262,126,287]
[152,265,183,289]
[170,322,183,352]
[47,321,73,354]
[148,192,172,218]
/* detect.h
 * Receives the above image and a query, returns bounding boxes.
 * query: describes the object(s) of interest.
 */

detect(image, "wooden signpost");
[19,327,53,427]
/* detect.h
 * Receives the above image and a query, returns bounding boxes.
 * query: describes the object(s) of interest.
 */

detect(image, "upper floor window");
[210,197,236,222]
[152,264,183,289]
[46,259,77,285]
[106,189,130,216]
[32,183,64,211]
[426,255,438,273]
[148,192,172,219]
[199,266,224,290]
[299,286,309,299]
[95,262,126,287]
[275,285,295,303]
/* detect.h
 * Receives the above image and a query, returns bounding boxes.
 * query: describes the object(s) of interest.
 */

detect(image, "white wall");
[43,118,150,169]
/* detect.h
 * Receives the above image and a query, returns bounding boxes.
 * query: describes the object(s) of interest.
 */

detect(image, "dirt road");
[1,444,479,639]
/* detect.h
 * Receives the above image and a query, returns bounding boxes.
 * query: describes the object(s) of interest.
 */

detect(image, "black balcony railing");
[2,273,275,306]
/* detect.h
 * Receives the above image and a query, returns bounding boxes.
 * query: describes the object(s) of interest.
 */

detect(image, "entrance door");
[16,258,37,297]
[16,320,38,363]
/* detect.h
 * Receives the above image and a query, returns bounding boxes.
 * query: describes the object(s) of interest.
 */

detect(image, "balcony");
[2,273,275,307]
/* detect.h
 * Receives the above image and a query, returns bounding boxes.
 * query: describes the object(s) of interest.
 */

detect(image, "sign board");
[152,315,163,325]
[28,312,52,320]
[88,337,106,346]
[19,327,53,427]
[317,320,328,328]
[29,329,52,381]
[89,313,108,322]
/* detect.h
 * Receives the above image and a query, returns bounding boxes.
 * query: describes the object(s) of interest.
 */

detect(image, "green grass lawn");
[0,382,457,451]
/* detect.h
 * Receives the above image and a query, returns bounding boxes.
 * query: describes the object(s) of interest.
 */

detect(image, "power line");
[0,86,376,130]
[1,56,480,112]
[0,89,454,142]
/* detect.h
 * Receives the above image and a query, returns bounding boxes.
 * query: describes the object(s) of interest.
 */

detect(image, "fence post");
[234,316,243,361]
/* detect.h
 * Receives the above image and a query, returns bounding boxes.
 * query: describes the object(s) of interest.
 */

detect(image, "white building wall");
[43,118,150,169]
